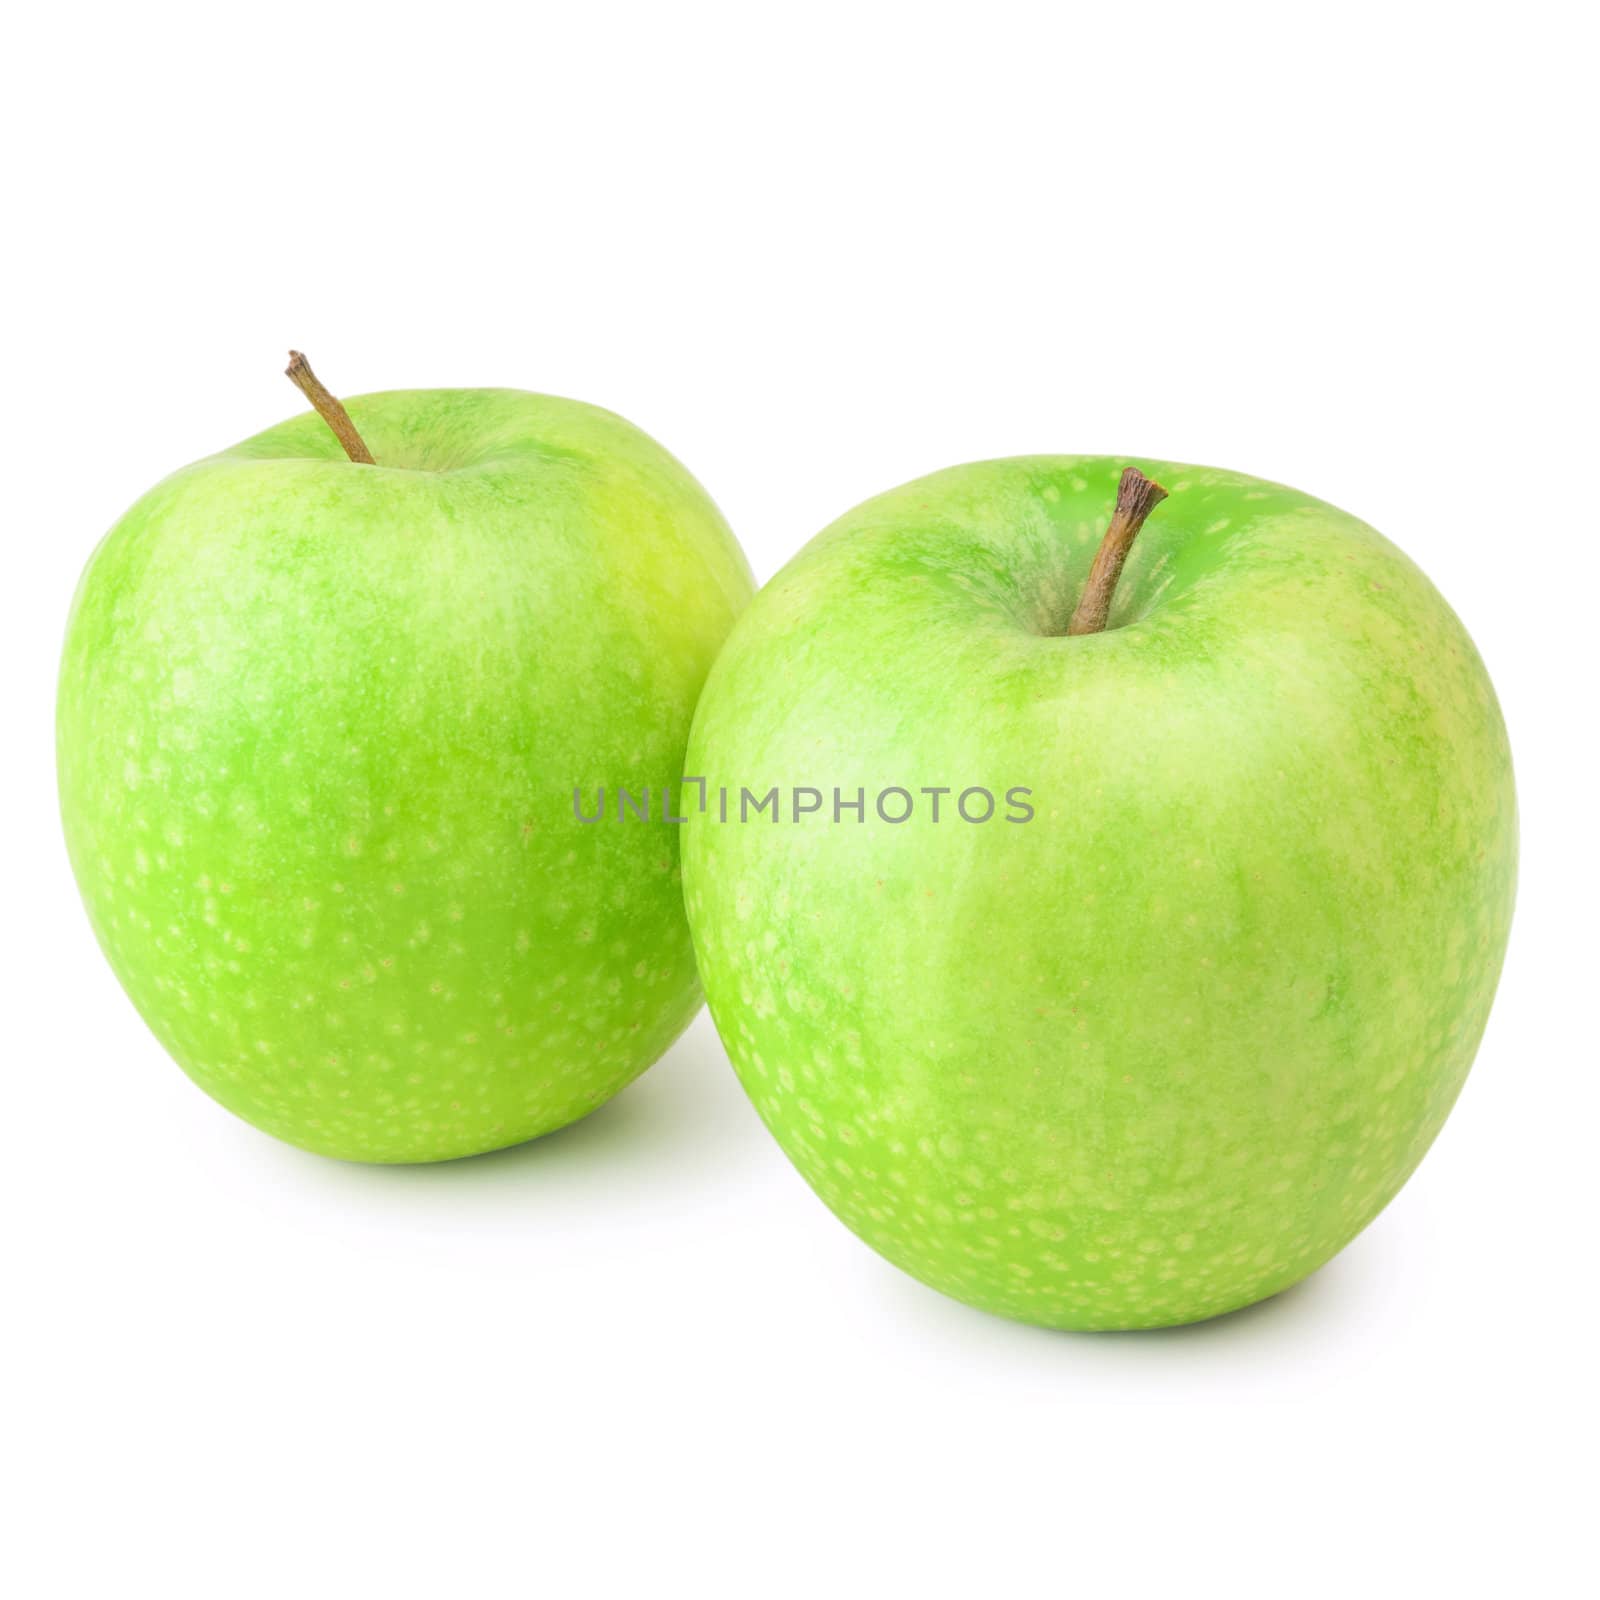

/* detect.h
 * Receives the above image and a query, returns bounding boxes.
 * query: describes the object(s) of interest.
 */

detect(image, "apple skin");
[682,456,1515,1330]
[59,389,753,1162]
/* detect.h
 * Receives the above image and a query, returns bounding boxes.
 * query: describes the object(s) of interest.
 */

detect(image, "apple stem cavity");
[285,351,377,465]
[1066,466,1169,636]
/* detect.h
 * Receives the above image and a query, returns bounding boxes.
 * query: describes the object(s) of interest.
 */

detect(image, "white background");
[4,4,1595,1594]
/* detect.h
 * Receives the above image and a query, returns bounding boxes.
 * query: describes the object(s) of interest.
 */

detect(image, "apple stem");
[1066,466,1169,636]
[285,351,376,465]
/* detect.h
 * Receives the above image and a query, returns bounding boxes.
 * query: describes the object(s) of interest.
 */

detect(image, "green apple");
[682,456,1515,1329]
[59,365,753,1162]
